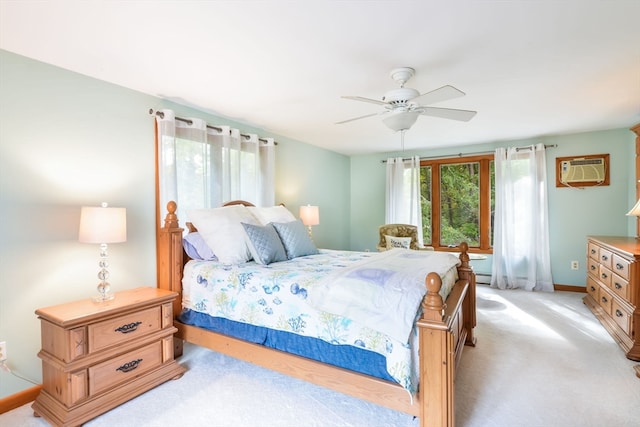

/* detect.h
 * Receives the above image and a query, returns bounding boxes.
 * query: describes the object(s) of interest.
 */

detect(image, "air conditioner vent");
[560,157,605,183]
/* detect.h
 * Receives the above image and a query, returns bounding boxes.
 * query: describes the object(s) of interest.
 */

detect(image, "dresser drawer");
[611,254,630,281]
[89,341,163,396]
[587,258,599,278]
[586,276,599,299]
[89,306,161,353]
[588,242,599,261]
[597,286,613,315]
[611,273,630,300]
[611,299,632,335]
[598,266,613,289]
[598,248,613,269]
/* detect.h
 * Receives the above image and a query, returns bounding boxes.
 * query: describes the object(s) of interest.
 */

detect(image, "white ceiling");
[1,1,639,155]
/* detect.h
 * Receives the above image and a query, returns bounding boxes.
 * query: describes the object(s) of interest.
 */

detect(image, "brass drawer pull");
[615,282,622,290]
[115,321,142,334]
[615,263,624,270]
[615,309,623,318]
[116,358,143,373]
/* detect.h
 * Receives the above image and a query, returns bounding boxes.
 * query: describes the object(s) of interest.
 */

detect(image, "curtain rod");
[149,109,277,145]
[381,144,557,163]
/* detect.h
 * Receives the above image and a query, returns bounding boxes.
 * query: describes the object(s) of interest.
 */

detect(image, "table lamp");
[79,202,127,302]
[299,205,319,238]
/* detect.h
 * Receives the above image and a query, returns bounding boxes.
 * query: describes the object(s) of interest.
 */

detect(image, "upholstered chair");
[377,224,418,251]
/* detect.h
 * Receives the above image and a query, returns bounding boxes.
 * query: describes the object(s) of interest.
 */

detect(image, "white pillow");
[187,205,260,264]
[248,205,296,225]
[385,235,412,250]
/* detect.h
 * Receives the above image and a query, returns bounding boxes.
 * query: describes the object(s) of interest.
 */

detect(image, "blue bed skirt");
[178,309,396,383]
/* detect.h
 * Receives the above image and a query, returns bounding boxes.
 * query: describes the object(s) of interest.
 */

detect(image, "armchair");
[377,224,418,251]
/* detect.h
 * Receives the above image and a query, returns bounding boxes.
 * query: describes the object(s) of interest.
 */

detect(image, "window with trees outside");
[420,154,494,253]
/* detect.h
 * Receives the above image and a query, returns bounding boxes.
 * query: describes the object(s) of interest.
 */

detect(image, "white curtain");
[385,156,423,246]
[156,109,275,222]
[491,144,553,291]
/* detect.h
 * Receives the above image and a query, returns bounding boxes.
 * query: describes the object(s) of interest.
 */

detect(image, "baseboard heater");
[475,273,491,285]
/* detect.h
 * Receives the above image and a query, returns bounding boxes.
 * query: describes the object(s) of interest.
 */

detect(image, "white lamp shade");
[79,206,127,243]
[299,205,319,226]
[627,199,640,217]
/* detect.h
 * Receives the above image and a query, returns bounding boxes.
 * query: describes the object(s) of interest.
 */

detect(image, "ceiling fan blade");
[413,85,465,104]
[420,107,477,122]
[335,112,381,125]
[341,95,387,106]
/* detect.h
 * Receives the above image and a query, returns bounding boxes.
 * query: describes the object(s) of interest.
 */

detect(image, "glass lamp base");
[93,293,115,302]
[94,281,115,302]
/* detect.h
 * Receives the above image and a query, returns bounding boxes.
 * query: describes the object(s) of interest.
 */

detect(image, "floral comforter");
[181,249,459,394]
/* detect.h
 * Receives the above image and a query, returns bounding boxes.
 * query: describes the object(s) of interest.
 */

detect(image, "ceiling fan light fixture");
[382,111,420,132]
[337,67,476,129]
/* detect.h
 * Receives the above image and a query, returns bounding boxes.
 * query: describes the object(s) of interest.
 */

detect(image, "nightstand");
[32,287,186,426]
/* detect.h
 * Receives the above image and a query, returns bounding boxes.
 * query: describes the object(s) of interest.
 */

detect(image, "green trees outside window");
[420,154,494,252]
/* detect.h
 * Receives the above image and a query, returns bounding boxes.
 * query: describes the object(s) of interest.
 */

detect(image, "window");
[155,110,275,228]
[420,154,494,252]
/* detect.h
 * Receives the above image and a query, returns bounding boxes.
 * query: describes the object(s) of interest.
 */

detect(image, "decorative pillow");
[385,235,412,250]
[187,205,260,264]
[182,232,217,261]
[272,220,319,260]
[248,205,296,225]
[241,223,287,265]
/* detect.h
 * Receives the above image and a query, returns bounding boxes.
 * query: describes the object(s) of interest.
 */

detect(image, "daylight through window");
[420,154,494,252]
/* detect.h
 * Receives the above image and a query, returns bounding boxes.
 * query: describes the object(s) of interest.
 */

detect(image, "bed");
[156,200,476,427]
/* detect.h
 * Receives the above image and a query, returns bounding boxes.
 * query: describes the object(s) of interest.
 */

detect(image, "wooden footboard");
[157,201,476,427]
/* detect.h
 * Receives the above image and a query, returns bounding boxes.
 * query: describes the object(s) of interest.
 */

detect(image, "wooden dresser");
[32,287,186,426]
[584,236,640,376]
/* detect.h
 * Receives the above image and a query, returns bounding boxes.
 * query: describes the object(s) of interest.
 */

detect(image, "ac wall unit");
[560,157,606,183]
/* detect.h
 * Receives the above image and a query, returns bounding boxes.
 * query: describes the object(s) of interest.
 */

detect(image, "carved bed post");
[456,242,477,346]
[417,272,454,427]
[157,201,184,356]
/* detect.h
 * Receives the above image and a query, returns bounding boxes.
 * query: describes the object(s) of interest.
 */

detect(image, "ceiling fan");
[337,67,477,132]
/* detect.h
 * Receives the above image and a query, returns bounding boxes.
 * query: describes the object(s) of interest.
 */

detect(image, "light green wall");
[0,50,349,397]
[350,129,636,283]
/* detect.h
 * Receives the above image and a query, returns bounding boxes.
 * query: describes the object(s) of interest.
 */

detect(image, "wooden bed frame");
[156,200,476,427]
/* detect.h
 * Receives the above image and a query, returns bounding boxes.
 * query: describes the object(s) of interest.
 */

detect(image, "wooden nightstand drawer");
[33,287,186,427]
[89,306,161,352]
[89,341,163,395]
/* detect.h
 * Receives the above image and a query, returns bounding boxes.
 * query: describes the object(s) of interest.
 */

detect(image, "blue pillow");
[241,222,287,265]
[271,220,319,260]
[183,232,217,261]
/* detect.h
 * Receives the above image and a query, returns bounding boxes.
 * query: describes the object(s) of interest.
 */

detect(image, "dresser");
[32,287,186,426]
[584,236,640,376]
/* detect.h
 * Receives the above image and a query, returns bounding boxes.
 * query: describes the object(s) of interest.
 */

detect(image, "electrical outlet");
[0,341,6,362]
[571,261,579,270]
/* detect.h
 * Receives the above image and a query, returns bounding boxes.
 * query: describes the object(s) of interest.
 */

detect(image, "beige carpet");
[2,286,639,427]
